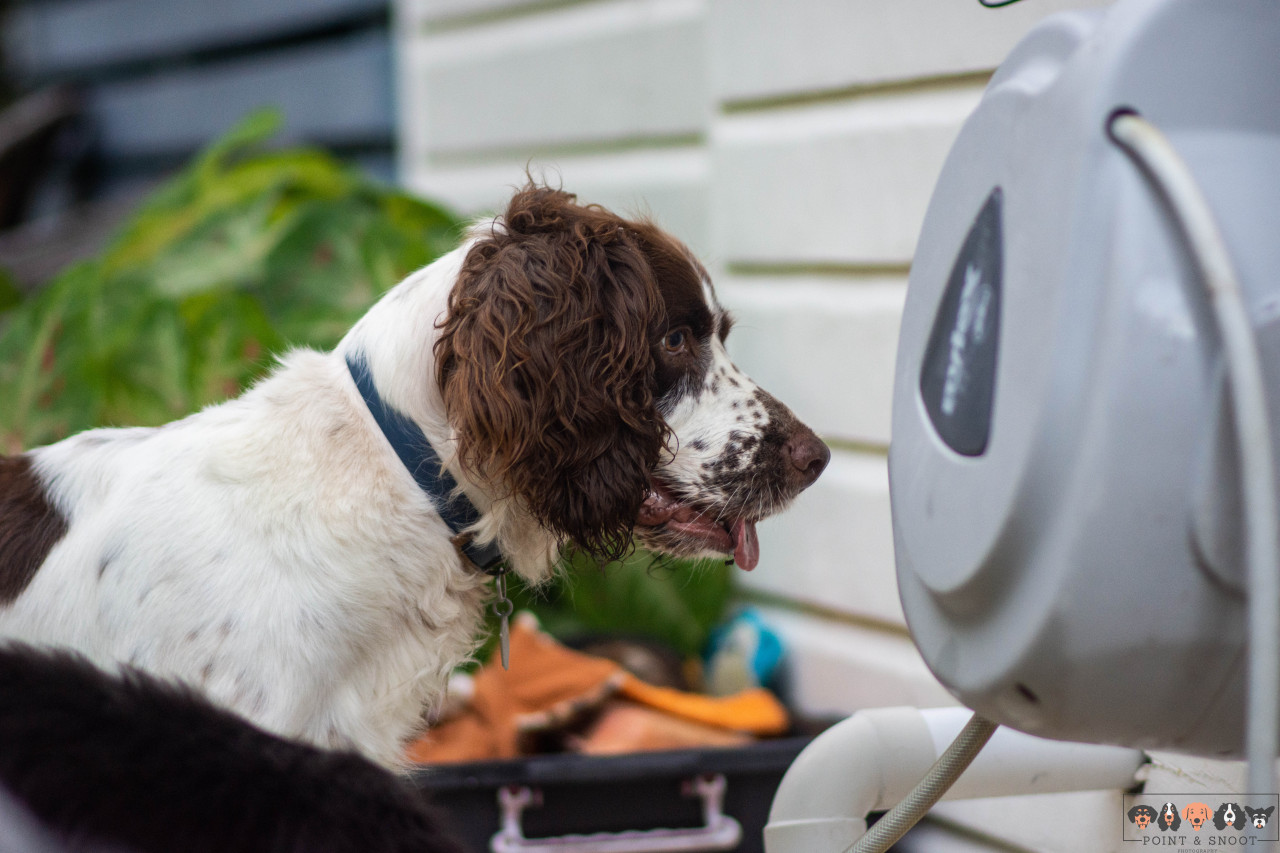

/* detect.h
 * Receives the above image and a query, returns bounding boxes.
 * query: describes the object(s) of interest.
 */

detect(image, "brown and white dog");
[0,186,828,767]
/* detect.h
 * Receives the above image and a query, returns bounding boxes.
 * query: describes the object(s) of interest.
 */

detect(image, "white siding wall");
[391,3,1184,850]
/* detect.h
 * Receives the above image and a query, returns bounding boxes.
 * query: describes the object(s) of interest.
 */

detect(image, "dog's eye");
[663,328,688,354]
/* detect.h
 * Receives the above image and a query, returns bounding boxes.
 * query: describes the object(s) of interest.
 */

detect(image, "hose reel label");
[920,187,1003,457]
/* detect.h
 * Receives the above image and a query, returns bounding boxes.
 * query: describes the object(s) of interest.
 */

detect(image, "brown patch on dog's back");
[0,455,67,603]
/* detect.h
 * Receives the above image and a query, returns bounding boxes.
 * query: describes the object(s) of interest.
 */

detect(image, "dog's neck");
[343,351,505,573]
[336,244,560,584]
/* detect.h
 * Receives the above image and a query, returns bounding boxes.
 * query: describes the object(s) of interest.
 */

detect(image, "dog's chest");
[126,454,495,762]
[3,359,498,765]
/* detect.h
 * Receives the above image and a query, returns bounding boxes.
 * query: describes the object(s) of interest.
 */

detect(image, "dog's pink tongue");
[732,519,759,571]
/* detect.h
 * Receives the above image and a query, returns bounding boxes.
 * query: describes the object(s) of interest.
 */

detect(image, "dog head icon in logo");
[1157,802,1181,831]
[1214,802,1247,831]
[1246,805,1276,829]
[1127,804,1158,830]
[1182,802,1212,831]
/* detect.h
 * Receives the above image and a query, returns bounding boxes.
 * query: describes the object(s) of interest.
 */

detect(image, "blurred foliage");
[0,109,734,657]
[513,549,734,660]
[0,109,461,451]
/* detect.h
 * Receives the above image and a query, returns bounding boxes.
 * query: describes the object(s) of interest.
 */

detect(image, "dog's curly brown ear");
[435,187,670,561]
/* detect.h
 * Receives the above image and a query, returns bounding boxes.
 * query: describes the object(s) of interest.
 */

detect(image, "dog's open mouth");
[636,481,760,570]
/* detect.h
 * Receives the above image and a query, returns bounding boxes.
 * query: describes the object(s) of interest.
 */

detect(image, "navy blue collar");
[345,354,506,574]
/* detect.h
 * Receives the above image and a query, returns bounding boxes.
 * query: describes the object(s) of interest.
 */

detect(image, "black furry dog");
[0,646,467,853]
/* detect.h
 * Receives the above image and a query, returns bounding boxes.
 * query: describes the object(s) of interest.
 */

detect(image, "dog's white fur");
[2,244,558,766]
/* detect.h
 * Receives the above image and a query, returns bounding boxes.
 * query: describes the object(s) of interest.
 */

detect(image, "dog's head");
[1246,805,1275,829]
[1182,802,1211,830]
[1158,802,1181,831]
[434,186,827,567]
[1214,802,1245,831]
[1128,804,1157,830]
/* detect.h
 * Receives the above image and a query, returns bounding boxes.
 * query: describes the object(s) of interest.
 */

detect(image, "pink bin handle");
[491,773,743,853]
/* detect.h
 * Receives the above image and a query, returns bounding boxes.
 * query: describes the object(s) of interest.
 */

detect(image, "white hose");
[1110,110,1280,803]
[764,707,1144,853]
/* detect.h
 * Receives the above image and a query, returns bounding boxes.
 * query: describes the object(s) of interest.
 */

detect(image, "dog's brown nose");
[786,427,830,489]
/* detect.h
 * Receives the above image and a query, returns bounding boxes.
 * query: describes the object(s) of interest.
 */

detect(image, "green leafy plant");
[514,550,734,659]
[0,110,461,451]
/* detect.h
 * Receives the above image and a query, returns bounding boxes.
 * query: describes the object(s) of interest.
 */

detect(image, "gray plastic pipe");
[764,707,1146,853]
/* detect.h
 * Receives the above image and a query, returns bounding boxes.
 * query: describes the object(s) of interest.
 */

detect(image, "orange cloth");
[405,615,788,764]
[615,676,788,735]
